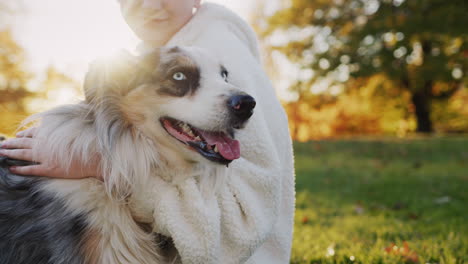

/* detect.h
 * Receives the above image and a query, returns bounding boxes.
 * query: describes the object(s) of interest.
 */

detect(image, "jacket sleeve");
[216,109,282,262]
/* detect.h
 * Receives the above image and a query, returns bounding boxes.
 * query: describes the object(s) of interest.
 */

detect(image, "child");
[0,1,294,263]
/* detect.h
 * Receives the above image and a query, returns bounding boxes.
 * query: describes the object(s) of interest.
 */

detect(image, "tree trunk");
[410,86,433,133]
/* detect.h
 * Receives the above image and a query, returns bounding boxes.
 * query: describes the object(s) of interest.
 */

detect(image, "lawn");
[291,136,468,264]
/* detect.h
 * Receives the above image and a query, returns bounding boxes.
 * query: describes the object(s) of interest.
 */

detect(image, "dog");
[0,46,256,264]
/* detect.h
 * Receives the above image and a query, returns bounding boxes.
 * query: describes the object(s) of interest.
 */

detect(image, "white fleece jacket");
[139,3,295,263]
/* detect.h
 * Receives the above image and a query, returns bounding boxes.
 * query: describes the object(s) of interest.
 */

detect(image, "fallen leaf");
[384,241,419,263]
[434,196,451,204]
[354,205,365,215]
[412,161,422,169]
[408,213,419,220]
[392,202,407,210]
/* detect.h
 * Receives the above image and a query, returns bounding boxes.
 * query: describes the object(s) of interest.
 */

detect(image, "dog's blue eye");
[173,72,186,81]
[221,70,228,82]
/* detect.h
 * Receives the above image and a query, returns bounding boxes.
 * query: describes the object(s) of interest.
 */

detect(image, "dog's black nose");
[228,94,256,123]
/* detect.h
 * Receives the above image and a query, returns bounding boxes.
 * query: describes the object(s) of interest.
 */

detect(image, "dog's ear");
[84,49,164,104]
[84,50,140,103]
[135,48,163,77]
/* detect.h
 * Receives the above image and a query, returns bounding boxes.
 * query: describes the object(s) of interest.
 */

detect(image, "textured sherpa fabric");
[138,3,295,263]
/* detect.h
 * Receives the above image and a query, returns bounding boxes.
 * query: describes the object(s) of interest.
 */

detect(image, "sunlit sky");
[8,0,296,106]
[12,0,257,82]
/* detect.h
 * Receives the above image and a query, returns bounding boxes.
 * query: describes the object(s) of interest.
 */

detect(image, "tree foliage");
[0,1,84,136]
[0,28,35,135]
[0,2,32,135]
[265,0,468,132]
[0,29,33,112]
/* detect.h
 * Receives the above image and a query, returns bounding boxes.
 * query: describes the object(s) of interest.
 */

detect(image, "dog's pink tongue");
[199,131,240,160]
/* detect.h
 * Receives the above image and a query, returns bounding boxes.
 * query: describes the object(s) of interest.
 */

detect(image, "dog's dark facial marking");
[167,46,181,54]
[0,161,88,264]
[220,65,228,82]
[157,56,201,97]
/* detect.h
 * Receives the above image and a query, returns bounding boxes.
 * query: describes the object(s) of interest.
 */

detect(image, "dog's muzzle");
[228,94,256,129]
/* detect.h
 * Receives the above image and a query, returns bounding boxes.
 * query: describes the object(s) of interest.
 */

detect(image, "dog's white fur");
[21,46,243,263]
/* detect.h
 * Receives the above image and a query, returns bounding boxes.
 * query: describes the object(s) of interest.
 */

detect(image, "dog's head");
[84,46,255,167]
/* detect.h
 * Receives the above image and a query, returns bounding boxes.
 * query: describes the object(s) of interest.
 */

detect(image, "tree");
[0,29,33,111]
[265,0,467,132]
[0,28,36,135]
[0,0,32,113]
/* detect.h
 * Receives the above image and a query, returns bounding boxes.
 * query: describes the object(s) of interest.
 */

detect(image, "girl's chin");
[142,35,172,46]
[144,18,169,27]
[134,27,171,44]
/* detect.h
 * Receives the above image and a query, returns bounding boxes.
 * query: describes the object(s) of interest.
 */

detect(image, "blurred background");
[257,0,467,140]
[1,0,467,263]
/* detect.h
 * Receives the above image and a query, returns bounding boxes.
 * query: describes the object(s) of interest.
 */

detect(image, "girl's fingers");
[0,149,34,162]
[9,164,49,177]
[9,164,79,179]
[16,127,37,138]
[0,137,34,149]
[5,152,102,180]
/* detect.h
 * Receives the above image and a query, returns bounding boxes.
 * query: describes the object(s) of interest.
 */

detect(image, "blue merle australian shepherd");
[0,46,256,264]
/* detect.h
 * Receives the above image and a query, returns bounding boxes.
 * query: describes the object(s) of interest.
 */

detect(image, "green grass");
[292,137,468,264]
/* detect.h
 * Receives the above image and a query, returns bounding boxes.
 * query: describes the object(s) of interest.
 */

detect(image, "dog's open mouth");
[160,117,240,165]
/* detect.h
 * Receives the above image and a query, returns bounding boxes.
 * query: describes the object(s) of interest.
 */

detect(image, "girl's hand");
[0,127,102,180]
